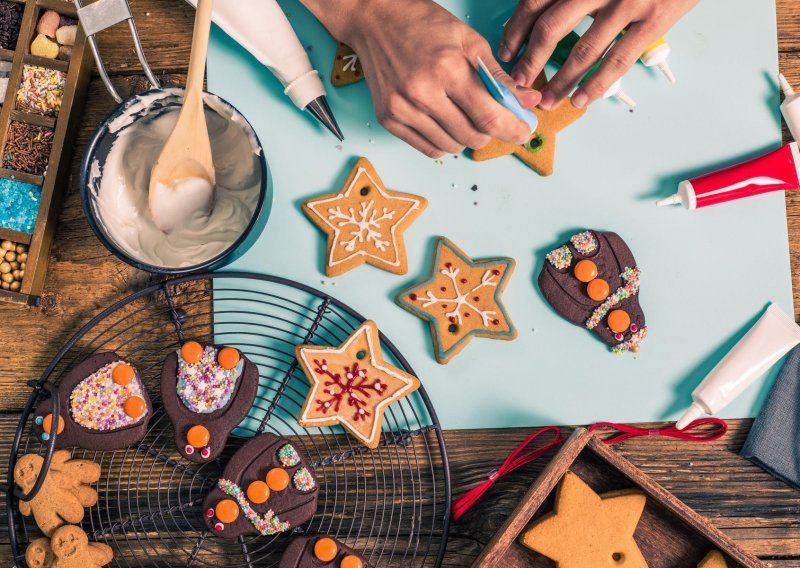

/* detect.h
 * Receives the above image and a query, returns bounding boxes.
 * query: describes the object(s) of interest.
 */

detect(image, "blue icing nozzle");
[476,57,538,134]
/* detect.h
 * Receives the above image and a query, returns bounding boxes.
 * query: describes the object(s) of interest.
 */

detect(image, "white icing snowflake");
[327,200,395,252]
[421,266,499,326]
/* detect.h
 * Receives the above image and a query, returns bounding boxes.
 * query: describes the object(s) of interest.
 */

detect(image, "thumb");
[478,52,542,109]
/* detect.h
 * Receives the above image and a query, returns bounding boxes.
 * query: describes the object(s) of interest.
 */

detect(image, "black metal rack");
[5,272,451,567]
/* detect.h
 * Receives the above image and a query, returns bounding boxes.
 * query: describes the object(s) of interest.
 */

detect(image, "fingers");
[499,0,557,62]
[540,7,628,109]
[572,23,652,108]
[382,118,447,159]
[510,0,593,88]
[432,96,494,151]
[476,51,542,109]
[377,92,464,157]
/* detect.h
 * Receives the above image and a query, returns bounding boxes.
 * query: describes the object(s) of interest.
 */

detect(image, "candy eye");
[614,332,624,342]
[184,445,194,455]
[214,522,224,532]
[630,323,639,333]
[206,508,214,518]
[199,447,211,459]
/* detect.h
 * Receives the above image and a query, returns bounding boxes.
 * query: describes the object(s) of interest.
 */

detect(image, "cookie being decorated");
[520,471,648,567]
[331,42,364,86]
[295,320,421,448]
[202,433,318,539]
[280,536,370,568]
[161,342,259,463]
[395,237,516,364]
[302,157,427,277]
[539,230,647,354]
[31,353,152,451]
[698,551,729,568]
[471,73,585,176]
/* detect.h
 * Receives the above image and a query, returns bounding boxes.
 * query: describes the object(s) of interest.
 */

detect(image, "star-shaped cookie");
[295,320,421,449]
[698,551,728,568]
[520,471,648,568]
[471,73,586,176]
[303,157,427,277]
[331,42,364,86]
[395,237,516,364]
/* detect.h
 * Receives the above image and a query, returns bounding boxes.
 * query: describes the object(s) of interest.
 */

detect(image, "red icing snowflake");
[312,359,387,422]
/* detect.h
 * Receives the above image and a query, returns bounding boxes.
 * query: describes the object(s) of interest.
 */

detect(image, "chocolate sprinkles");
[2,121,54,175]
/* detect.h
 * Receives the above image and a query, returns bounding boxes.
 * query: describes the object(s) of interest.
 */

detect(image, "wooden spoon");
[148,0,215,233]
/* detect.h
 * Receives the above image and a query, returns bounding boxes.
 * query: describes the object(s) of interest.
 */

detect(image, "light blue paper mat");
[208,0,792,430]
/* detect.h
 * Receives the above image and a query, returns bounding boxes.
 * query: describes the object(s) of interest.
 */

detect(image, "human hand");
[303,0,540,158]
[499,0,698,109]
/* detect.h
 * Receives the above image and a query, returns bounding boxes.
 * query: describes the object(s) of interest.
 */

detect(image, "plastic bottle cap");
[676,402,705,430]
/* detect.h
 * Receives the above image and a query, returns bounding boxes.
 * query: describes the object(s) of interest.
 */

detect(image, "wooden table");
[1,1,799,566]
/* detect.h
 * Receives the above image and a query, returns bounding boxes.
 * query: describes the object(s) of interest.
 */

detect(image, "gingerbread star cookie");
[331,42,364,86]
[395,237,516,364]
[698,551,729,568]
[295,320,421,448]
[520,471,648,568]
[471,73,585,176]
[303,157,427,277]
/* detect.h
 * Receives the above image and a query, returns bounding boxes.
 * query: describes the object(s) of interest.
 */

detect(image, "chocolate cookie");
[538,230,647,354]
[202,433,319,539]
[161,341,259,463]
[31,353,152,451]
[280,536,370,568]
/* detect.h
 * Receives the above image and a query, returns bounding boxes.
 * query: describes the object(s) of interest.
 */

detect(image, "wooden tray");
[0,0,92,305]
[472,428,764,568]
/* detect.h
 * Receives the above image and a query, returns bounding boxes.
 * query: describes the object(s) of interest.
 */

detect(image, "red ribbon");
[588,418,729,445]
[450,419,728,521]
[451,426,562,521]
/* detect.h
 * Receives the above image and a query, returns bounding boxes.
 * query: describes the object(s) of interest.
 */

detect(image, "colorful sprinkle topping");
[546,245,572,270]
[176,345,243,413]
[69,361,147,431]
[585,267,641,330]
[217,478,291,536]
[570,231,597,255]
[277,443,301,467]
[15,65,66,117]
[612,326,648,355]
[292,467,316,492]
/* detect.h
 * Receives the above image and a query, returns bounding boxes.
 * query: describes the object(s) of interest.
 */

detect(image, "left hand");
[498,0,699,109]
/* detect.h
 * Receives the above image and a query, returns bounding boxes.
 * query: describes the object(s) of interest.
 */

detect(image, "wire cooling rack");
[5,272,451,567]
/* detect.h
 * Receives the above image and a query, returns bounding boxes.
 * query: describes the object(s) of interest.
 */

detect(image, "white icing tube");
[676,304,800,429]
[185,0,325,110]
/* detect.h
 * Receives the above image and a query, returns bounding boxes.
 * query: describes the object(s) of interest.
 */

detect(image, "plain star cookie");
[395,237,516,364]
[471,73,585,176]
[698,551,729,568]
[520,471,648,568]
[302,157,427,277]
[331,42,364,86]
[295,320,421,449]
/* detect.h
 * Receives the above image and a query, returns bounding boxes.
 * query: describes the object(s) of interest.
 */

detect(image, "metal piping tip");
[306,96,344,141]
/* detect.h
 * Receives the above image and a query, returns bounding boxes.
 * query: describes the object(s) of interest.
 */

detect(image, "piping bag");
[185,0,343,140]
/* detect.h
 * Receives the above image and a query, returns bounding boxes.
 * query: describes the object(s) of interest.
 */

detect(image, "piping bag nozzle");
[306,96,344,141]
[476,56,538,133]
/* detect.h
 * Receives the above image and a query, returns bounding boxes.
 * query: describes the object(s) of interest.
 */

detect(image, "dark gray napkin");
[741,344,800,489]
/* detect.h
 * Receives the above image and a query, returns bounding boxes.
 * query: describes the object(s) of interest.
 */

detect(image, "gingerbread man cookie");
[395,237,516,364]
[280,536,370,568]
[698,550,729,568]
[295,320,421,448]
[520,471,648,567]
[25,537,54,568]
[14,450,100,536]
[471,73,585,176]
[331,42,364,86]
[50,525,113,568]
[302,157,427,277]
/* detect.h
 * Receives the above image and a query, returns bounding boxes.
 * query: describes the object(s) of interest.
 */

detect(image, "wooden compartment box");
[473,428,764,568]
[0,0,92,305]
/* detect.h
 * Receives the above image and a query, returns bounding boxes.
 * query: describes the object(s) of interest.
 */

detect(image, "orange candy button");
[246,480,270,504]
[341,555,364,568]
[181,341,204,364]
[112,363,135,385]
[123,396,146,418]
[266,468,290,491]
[217,347,240,370]
[586,278,610,302]
[313,537,338,562]
[607,310,631,333]
[186,424,210,448]
[574,260,598,283]
[42,414,65,435]
[215,499,239,523]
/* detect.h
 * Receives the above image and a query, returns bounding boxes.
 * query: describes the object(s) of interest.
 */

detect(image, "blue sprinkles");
[0,178,41,233]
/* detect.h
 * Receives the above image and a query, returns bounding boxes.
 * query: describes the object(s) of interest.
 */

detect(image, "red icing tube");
[657,142,800,210]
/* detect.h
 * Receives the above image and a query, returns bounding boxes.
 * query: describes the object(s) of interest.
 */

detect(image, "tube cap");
[676,402,705,430]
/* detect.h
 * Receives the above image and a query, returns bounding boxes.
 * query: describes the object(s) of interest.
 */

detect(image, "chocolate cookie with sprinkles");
[538,230,647,354]
[161,341,260,463]
[31,353,153,451]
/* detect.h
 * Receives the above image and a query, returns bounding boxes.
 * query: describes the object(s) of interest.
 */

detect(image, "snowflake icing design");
[327,200,396,253]
[312,359,387,422]
[418,263,501,327]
